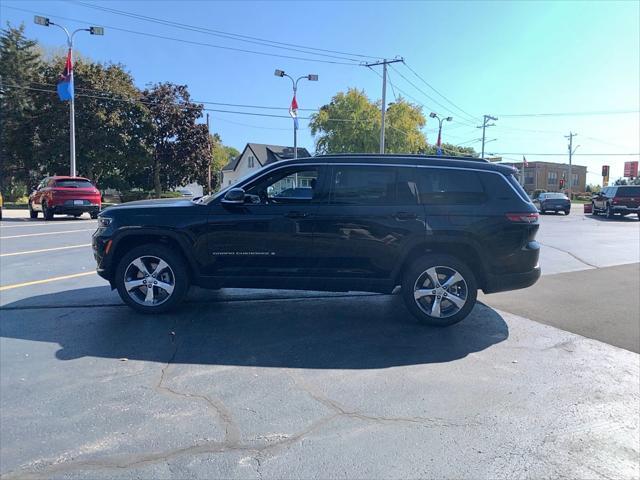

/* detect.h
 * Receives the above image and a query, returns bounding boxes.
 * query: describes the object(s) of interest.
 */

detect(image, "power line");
[71,0,382,61]
[388,64,477,128]
[497,110,640,118]
[401,61,480,124]
[4,6,361,66]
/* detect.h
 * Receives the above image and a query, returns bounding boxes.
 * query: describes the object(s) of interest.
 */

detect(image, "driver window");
[245,167,319,204]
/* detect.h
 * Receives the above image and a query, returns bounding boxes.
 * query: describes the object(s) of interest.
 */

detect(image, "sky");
[2,0,639,185]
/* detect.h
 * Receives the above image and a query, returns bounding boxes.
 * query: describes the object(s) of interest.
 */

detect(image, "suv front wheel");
[402,254,478,327]
[115,244,190,313]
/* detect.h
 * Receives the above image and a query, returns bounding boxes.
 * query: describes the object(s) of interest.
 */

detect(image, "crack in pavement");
[538,241,599,269]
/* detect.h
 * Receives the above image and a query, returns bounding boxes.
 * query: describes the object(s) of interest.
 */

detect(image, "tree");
[210,134,239,191]
[0,23,42,197]
[32,57,149,188]
[384,99,427,153]
[142,83,211,197]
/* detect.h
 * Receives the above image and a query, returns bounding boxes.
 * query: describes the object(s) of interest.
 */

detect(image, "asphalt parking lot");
[1,207,639,478]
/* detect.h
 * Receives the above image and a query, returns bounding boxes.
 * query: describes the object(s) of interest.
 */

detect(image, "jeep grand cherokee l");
[93,154,541,326]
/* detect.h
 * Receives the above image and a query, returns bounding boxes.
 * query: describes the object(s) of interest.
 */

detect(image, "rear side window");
[616,186,640,197]
[415,168,486,205]
[331,166,397,205]
[505,173,531,202]
[54,179,94,188]
[479,172,520,201]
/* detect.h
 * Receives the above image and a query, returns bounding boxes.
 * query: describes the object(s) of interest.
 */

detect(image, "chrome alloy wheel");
[123,255,175,306]
[413,266,468,318]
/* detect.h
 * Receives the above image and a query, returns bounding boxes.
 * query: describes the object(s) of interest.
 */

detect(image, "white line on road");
[0,229,95,240]
[0,271,97,291]
[0,221,97,229]
[0,244,92,257]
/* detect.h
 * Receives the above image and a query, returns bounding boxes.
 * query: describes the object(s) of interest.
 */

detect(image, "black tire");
[591,202,598,215]
[401,254,478,327]
[114,243,190,314]
[90,211,98,219]
[29,202,38,219]
[606,204,615,219]
[42,201,54,220]
[564,209,570,215]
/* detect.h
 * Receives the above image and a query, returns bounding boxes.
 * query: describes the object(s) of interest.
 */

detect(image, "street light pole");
[274,70,318,159]
[429,112,452,155]
[565,132,579,199]
[34,16,103,177]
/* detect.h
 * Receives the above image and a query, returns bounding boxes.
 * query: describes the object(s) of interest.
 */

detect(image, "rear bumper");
[612,205,640,214]
[482,265,541,294]
[52,204,100,215]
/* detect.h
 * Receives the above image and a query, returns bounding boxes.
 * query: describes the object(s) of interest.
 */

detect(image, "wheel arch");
[110,230,197,281]
[394,240,488,290]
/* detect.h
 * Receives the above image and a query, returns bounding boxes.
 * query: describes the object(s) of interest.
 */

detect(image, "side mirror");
[222,188,246,204]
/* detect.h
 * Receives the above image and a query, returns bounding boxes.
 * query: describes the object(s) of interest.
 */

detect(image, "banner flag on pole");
[436,129,442,156]
[289,94,299,130]
[57,49,74,101]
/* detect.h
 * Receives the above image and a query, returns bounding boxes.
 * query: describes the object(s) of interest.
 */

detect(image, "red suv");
[29,176,101,220]
[592,185,640,219]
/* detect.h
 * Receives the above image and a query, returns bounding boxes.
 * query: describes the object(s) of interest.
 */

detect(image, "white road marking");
[0,228,95,240]
[0,221,97,229]
[0,271,97,291]
[0,244,92,257]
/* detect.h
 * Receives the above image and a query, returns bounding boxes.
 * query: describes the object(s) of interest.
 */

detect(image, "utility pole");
[206,113,212,195]
[478,115,497,159]
[364,57,404,154]
[34,16,103,177]
[565,132,579,199]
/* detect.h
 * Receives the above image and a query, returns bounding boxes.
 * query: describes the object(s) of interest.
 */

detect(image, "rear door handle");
[393,211,417,220]
[286,211,309,219]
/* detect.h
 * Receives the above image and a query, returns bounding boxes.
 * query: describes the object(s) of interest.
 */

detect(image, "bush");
[119,190,183,203]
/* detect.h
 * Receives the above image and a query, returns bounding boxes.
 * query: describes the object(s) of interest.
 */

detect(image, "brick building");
[502,161,587,194]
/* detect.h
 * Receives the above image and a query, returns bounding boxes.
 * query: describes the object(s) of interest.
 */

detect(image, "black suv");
[93,154,541,326]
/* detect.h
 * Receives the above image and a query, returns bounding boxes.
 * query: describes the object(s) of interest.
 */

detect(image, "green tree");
[310,88,382,153]
[142,83,211,197]
[310,88,429,154]
[32,57,149,188]
[210,134,239,192]
[0,23,42,197]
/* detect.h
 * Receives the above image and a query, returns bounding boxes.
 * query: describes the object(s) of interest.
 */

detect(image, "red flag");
[436,130,442,147]
[290,95,298,112]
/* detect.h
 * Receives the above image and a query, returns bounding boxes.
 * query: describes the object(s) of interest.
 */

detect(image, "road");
[1,208,638,479]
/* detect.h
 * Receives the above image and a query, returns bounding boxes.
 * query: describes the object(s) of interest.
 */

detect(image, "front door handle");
[286,211,309,219]
[393,211,417,220]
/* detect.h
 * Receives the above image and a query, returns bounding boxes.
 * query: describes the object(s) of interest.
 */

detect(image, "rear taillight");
[506,212,539,223]
[612,197,621,204]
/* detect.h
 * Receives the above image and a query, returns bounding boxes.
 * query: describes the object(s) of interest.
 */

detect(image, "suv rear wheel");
[114,244,190,313]
[401,254,478,327]
[606,204,615,219]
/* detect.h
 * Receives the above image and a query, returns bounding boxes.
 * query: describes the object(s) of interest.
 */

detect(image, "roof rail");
[313,153,488,163]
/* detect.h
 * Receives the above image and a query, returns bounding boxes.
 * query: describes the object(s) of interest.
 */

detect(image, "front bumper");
[482,265,541,294]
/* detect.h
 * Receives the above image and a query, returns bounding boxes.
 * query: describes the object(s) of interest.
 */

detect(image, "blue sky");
[2,0,639,184]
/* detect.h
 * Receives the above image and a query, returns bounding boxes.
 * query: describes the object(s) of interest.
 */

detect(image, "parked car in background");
[29,176,101,220]
[533,192,571,215]
[592,185,640,219]
[176,188,194,197]
[93,154,541,326]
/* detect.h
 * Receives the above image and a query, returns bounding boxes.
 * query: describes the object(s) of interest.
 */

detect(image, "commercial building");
[502,161,587,194]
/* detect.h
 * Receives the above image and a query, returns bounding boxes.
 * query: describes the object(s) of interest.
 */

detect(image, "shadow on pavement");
[585,213,639,222]
[0,286,509,369]
[0,216,94,223]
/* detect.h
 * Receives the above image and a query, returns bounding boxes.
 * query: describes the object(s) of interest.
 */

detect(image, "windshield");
[616,186,640,197]
[54,179,94,188]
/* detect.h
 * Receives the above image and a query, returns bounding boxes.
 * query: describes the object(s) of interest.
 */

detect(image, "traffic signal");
[602,165,610,177]
[559,178,565,188]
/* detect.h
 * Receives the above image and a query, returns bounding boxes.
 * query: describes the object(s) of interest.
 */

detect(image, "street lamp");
[274,69,318,159]
[34,16,104,177]
[429,112,452,156]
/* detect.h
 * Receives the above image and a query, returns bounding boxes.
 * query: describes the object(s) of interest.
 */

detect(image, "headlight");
[98,217,112,227]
